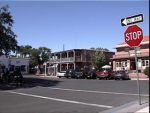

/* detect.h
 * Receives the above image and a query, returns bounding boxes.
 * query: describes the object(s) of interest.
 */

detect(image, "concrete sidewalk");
[129,73,149,79]
[135,106,149,113]
[101,99,149,113]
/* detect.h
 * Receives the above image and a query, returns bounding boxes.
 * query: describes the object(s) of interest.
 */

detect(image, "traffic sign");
[124,25,143,47]
[121,14,143,26]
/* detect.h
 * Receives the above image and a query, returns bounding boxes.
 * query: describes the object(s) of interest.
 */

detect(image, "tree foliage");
[144,67,149,78]
[29,47,51,67]
[92,51,107,69]
[90,47,110,52]
[18,45,32,58]
[0,5,18,56]
[29,47,51,74]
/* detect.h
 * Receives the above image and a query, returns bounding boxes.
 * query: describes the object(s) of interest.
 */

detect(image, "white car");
[57,71,66,78]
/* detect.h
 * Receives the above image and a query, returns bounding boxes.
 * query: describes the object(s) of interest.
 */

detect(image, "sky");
[0,0,149,52]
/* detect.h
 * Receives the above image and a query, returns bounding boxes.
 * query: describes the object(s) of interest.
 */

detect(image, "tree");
[18,45,32,58]
[29,47,51,74]
[90,47,110,52]
[144,67,149,78]
[0,5,18,56]
[92,50,107,69]
[39,47,51,64]
[30,48,41,67]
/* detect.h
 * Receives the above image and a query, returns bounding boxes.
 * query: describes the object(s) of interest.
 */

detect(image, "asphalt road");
[0,75,149,113]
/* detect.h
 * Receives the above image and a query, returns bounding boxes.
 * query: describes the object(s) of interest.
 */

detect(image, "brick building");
[112,36,149,72]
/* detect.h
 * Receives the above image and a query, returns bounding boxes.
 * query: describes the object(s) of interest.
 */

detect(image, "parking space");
[0,75,149,113]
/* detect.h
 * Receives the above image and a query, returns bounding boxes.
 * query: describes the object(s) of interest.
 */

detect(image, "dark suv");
[64,69,83,79]
[82,68,97,79]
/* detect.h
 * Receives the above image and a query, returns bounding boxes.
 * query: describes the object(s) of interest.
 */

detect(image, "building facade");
[0,55,29,74]
[48,49,114,75]
[112,36,149,72]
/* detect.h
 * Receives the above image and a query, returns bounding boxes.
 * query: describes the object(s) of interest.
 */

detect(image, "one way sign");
[121,14,143,26]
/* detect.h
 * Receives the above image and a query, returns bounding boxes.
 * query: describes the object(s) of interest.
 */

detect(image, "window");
[119,62,121,67]
[10,65,14,71]
[142,60,149,67]
[122,61,127,67]
[116,61,127,68]
[76,52,81,57]
[146,60,149,67]
[142,60,145,66]
[21,65,26,72]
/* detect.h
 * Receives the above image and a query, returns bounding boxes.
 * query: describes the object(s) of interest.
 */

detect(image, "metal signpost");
[122,14,144,105]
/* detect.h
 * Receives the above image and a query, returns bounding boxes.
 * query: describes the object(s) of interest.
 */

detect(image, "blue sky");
[0,1,149,52]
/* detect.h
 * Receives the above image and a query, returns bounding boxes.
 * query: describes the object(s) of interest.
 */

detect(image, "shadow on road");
[0,75,62,90]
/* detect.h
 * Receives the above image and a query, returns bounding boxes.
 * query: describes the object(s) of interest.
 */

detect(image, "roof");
[52,49,114,54]
[116,36,149,48]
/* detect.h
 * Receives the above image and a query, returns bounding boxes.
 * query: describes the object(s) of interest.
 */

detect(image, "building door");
[130,60,136,70]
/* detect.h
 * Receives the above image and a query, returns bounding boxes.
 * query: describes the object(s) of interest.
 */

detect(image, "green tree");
[144,67,149,78]
[92,51,107,69]
[39,47,51,64]
[30,48,41,67]
[29,47,51,74]
[0,5,18,56]
[18,45,32,58]
[90,47,110,52]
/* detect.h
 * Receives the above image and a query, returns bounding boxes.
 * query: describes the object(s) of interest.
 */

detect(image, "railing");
[49,57,75,63]
[61,57,74,62]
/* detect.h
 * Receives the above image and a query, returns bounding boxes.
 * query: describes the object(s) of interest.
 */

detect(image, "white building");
[0,55,29,74]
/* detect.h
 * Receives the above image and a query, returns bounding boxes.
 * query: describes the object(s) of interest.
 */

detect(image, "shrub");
[144,67,149,78]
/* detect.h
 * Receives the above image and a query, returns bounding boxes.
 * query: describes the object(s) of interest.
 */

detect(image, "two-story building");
[112,36,149,72]
[48,49,114,75]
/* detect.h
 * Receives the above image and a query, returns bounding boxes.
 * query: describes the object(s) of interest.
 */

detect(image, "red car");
[96,69,113,80]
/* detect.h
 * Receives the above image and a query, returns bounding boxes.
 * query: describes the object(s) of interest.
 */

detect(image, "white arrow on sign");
[122,18,127,25]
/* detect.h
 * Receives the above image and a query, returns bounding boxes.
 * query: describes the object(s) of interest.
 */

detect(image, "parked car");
[83,68,97,79]
[113,70,130,80]
[57,71,66,78]
[96,69,114,80]
[64,69,83,79]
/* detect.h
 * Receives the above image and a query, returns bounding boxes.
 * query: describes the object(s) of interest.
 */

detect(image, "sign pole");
[134,47,141,105]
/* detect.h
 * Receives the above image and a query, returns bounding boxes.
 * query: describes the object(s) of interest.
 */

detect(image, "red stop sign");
[124,25,143,47]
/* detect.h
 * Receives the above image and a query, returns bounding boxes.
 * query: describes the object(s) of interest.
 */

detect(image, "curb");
[100,99,149,113]
[130,78,149,80]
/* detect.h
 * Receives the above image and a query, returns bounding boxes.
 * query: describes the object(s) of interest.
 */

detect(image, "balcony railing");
[61,57,75,62]
[49,57,75,63]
